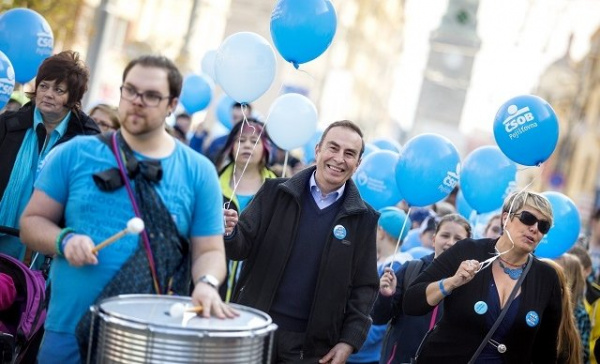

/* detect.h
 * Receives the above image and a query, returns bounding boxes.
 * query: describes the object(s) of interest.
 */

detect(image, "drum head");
[98,294,272,332]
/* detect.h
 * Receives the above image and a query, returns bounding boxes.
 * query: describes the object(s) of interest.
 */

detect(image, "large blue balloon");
[456,189,474,221]
[460,146,517,214]
[0,51,15,109]
[372,138,402,153]
[215,94,236,130]
[180,74,214,114]
[270,0,337,68]
[0,8,53,83]
[535,192,581,259]
[396,134,461,207]
[354,150,403,210]
[493,95,559,166]
[363,143,380,159]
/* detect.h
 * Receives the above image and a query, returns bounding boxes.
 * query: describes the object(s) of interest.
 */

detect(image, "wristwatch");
[196,274,219,289]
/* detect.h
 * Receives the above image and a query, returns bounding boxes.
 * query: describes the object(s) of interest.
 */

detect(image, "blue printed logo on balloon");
[0,51,15,109]
[493,95,559,167]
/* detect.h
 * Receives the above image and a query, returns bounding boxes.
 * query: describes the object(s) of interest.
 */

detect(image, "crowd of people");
[0,49,599,364]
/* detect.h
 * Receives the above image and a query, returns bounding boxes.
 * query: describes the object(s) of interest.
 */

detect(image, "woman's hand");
[448,259,479,289]
[223,209,238,236]
[380,267,397,296]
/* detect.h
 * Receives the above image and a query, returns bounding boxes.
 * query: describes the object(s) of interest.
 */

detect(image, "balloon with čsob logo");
[353,150,403,211]
[266,93,318,151]
[460,146,517,214]
[493,95,559,166]
[0,8,53,84]
[395,133,461,207]
[535,191,581,259]
[270,0,337,68]
[0,50,15,109]
[214,32,276,104]
[180,74,214,114]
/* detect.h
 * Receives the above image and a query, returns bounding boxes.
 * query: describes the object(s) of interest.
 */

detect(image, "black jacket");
[0,102,100,200]
[404,238,562,364]
[225,166,379,357]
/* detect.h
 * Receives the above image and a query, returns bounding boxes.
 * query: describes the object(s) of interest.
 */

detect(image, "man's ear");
[169,97,179,113]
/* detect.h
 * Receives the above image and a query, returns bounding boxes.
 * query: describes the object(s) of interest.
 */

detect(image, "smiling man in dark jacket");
[224,120,379,364]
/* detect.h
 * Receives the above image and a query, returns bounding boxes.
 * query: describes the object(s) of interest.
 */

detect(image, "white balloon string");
[281,151,289,178]
[387,206,412,272]
[475,166,542,274]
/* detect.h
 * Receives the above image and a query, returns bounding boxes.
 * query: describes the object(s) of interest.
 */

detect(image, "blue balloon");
[270,0,337,68]
[535,192,581,259]
[302,130,323,163]
[460,146,517,214]
[363,143,380,158]
[456,189,474,221]
[180,74,214,114]
[372,138,402,153]
[0,8,53,83]
[216,94,236,130]
[395,134,461,207]
[354,150,403,210]
[407,246,434,259]
[493,95,559,166]
[0,51,15,109]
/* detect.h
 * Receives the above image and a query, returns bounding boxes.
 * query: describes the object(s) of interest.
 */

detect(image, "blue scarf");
[0,108,71,254]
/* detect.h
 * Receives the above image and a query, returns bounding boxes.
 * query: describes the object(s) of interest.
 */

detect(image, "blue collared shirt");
[309,171,345,209]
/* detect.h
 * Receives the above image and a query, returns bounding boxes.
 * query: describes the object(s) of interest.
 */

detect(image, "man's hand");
[191,282,239,319]
[223,209,238,236]
[319,342,353,364]
[63,235,98,266]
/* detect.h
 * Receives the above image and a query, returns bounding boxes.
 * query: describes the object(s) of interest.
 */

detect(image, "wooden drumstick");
[92,217,145,253]
[168,302,204,317]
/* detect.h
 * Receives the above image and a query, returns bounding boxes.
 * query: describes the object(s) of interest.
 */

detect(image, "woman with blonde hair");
[88,103,119,132]
[404,191,562,363]
[555,253,591,363]
[543,258,584,364]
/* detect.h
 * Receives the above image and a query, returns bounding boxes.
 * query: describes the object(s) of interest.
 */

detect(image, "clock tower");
[411,0,481,152]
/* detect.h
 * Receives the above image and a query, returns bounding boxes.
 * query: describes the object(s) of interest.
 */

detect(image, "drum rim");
[94,294,274,332]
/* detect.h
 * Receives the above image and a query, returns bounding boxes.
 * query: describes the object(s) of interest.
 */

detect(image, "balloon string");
[475,166,542,274]
[281,151,289,178]
[387,206,412,272]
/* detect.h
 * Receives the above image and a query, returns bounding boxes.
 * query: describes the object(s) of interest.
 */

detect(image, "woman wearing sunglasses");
[404,191,562,363]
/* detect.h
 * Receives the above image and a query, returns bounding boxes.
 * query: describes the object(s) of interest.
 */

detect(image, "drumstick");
[92,217,145,253]
[168,302,204,317]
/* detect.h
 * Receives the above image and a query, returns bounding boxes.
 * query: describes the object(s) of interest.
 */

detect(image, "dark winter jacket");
[225,166,379,357]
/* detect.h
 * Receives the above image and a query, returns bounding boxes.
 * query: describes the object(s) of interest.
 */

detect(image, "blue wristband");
[439,279,451,297]
[60,233,76,255]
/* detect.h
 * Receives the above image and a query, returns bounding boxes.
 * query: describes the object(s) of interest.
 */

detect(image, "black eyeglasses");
[512,211,551,234]
[120,85,171,107]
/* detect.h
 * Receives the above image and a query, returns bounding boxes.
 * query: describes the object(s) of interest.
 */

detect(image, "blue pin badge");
[333,225,347,240]
[474,301,488,315]
[525,311,539,327]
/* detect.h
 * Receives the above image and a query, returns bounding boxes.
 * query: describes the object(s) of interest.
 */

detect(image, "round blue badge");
[525,311,539,327]
[333,225,347,240]
[474,301,488,315]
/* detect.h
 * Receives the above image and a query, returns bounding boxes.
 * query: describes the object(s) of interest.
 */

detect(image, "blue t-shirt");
[35,135,224,334]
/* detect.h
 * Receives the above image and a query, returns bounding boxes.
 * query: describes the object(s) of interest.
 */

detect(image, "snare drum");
[87,294,277,364]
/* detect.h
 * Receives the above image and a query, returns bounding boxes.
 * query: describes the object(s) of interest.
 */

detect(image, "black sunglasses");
[512,211,551,234]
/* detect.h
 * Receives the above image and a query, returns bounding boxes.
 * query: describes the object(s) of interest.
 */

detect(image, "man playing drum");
[20,55,235,363]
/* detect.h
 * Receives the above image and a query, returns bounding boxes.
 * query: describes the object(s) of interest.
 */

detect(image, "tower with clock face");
[411,0,481,150]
